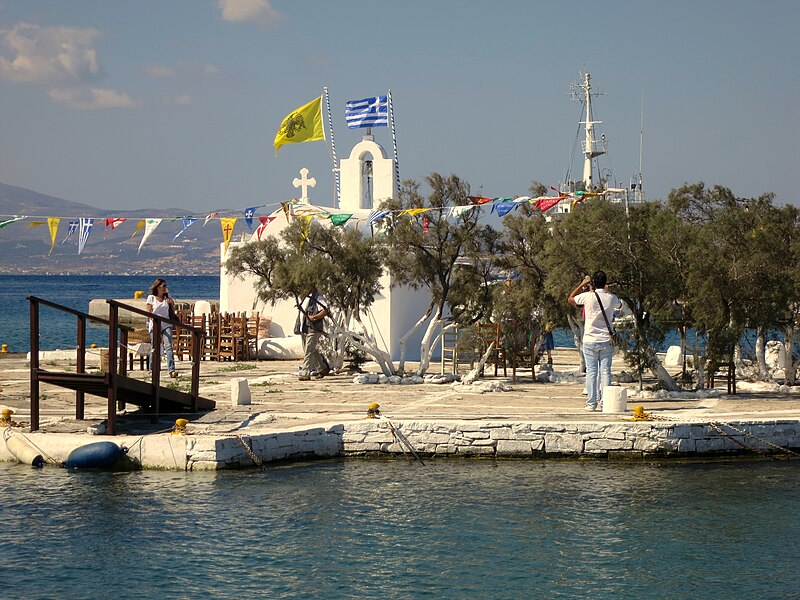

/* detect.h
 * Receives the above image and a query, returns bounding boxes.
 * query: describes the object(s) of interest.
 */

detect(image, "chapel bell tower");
[338,134,397,212]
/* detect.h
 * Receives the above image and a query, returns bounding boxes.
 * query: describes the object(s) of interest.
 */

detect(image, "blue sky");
[0,0,797,214]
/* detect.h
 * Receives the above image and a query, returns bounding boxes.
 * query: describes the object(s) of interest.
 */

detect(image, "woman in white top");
[568,270,619,411]
[146,278,178,378]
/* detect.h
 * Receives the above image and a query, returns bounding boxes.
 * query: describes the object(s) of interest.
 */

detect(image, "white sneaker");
[585,405,596,411]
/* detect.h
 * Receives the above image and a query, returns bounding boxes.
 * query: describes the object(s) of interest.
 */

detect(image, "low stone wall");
[185,419,799,470]
[3,420,797,470]
[341,420,799,459]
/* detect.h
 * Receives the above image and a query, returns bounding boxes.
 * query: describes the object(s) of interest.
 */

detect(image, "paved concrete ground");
[2,348,800,436]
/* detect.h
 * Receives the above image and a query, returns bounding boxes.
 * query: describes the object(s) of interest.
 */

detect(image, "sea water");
[0,274,218,353]
[0,458,798,599]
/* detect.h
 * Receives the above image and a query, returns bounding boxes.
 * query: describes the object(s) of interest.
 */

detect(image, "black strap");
[593,291,616,337]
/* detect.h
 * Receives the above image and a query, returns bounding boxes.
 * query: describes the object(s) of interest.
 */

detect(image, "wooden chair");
[441,325,460,374]
[172,310,193,361]
[217,312,245,361]
[202,307,219,361]
[244,312,260,360]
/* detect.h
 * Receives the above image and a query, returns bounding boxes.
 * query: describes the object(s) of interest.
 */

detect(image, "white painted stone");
[231,378,251,406]
[664,345,683,367]
[602,385,627,413]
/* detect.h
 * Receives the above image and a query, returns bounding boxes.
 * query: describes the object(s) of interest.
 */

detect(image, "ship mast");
[576,71,606,190]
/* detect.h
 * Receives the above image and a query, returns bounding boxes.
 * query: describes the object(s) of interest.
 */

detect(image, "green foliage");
[225,219,385,323]
[381,174,486,315]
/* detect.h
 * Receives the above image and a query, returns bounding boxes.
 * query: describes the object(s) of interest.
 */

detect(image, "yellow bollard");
[172,418,190,435]
[1,408,13,423]
[366,402,381,419]
[1,344,7,352]
[134,290,145,299]
[90,343,97,349]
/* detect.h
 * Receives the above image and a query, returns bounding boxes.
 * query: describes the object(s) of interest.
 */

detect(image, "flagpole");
[388,89,400,196]
[323,87,340,207]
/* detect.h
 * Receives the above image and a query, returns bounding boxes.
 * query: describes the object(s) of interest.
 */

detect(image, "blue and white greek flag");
[345,96,388,129]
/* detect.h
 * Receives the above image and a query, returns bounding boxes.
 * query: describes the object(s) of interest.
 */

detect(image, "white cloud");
[49,87,140,110]
[216,0,283,27]
[0,23,102,84]
[201,64,220,76]
[164,94,192,106]
[144,64,176,78]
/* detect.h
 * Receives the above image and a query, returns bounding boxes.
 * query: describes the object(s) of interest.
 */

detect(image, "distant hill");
[0,182,236,275]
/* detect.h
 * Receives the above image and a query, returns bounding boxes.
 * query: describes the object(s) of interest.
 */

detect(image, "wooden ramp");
[29,296,214,435]
[35,369,216,413]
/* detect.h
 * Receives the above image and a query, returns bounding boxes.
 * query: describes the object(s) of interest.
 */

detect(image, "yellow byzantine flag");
[273,96,325,155]
[48,217,60,254]
[221,218,237,254]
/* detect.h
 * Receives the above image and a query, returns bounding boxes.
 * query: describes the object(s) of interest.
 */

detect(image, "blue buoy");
[64,442,125,470]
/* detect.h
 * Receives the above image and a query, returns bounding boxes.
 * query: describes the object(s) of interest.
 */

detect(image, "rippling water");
[1,458,798,599]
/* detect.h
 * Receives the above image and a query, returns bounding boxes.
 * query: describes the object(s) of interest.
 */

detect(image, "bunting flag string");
[0,184,587,258]
[77,218,93,255]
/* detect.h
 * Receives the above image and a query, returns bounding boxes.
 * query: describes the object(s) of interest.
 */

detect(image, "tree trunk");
[755,326,768,380]
[398,303,434,374]
[462,342,496,384]
[345,316,395,376]
[783,323,796,385]
[415,309,444,376]
[649,351,680,392]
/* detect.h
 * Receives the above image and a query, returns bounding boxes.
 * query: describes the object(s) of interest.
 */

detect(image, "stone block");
[344,442,382,452]
[496,440,533,455]
[585,438,632,452]
[460,431,491,440]
[633,437,660,452]
[457,445,495,455]
[544,433,583,454]
[471,438,496,446]
[490,427,514,440]
[231,378,251,406]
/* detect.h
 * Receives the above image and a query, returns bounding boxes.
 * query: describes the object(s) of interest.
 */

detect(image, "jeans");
[150,326,176,374]
[583,340,613,409]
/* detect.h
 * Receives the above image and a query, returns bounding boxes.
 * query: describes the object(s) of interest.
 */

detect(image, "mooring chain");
[710,420,800,457]
[645,411,798,457]
[234,434,265,469]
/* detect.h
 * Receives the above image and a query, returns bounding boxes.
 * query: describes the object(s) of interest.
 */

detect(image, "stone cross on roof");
[292,168,316,204]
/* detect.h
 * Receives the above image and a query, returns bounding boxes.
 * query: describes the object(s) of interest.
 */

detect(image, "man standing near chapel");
[297,287,331,381]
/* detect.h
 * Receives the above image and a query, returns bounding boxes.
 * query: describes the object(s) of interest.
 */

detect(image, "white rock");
[231,378,251,406]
